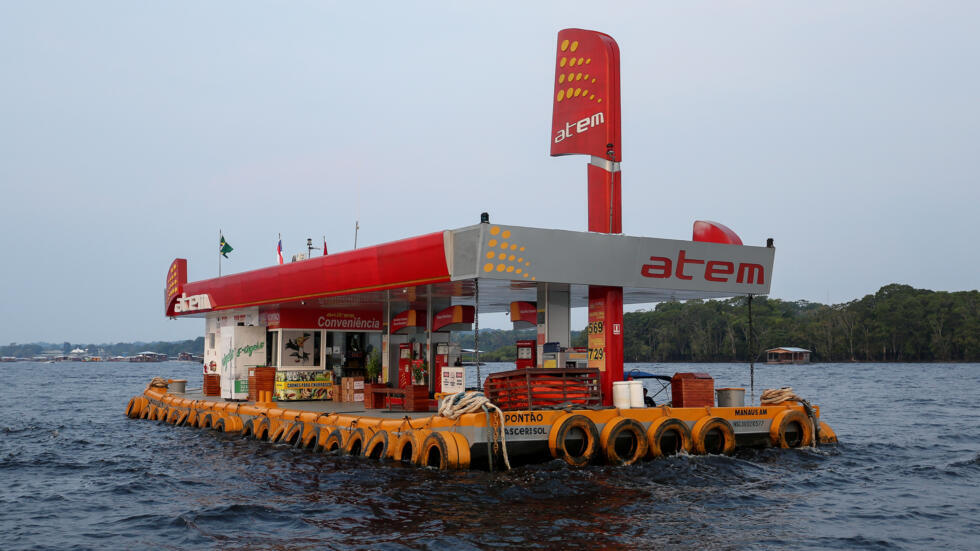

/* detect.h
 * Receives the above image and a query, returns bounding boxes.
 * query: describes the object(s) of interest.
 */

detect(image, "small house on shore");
[766,347,811,364]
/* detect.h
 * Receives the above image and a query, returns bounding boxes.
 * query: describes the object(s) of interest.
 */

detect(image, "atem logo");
[641,250,765,285]
[554,112,604,143]
[173,293,212,313]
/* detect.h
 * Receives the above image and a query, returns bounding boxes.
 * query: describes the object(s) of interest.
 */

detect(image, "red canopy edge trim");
[202,275,452,313]
[171,231,450,316]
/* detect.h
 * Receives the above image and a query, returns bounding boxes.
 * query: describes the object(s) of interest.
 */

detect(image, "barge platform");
[133,28,840,471]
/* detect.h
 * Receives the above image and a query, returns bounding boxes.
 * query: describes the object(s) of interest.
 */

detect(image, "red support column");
[587,161,623,406]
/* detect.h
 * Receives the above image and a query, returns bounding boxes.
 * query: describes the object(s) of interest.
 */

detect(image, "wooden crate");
[670,372,714,407]
[483,368,602,411]
[203,373,221,396]
[247,367,276,402]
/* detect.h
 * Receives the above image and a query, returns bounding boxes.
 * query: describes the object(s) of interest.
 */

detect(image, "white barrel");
[612,381,631,409]
[628,380,644,408]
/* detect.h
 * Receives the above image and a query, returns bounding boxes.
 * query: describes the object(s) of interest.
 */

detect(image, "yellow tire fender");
[393,430,429,464]
[548,414,599,467]
[363,430,392,460]
[599,416,648,466]
[322,428,347,453]
[770,409,814,448]
[691,416,736,455]
[646,417,693,458]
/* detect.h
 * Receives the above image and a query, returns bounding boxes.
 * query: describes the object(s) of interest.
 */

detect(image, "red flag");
[323,237,328,256]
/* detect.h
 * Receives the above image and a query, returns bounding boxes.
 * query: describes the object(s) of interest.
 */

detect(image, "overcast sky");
[2,1,977,344]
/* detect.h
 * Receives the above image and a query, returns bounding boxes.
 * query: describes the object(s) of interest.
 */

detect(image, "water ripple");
[1,361,979,550]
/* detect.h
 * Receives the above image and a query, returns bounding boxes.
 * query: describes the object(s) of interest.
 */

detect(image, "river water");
[1,361,978,550]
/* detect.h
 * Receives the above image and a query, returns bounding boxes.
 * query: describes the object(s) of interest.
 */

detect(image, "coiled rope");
[146,377,169,390]
[761,387,820,445]
[438,391,510,471]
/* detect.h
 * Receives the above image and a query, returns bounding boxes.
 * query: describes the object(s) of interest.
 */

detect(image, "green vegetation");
[624,284,980,362]
[5,285,977,362]
[455,284,980,362]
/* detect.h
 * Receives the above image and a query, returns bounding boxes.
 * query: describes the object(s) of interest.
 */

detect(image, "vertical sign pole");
[587,159,623,406]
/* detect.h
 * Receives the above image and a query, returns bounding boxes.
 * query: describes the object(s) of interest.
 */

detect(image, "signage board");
[263,308,383,331]
[454,224,774,296]
[441,366,465,394]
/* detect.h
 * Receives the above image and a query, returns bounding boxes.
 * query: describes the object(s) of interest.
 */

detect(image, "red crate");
[671,372,714,407]
[247,366,276,402]
[484,368,602,410]
[203,373,221,396]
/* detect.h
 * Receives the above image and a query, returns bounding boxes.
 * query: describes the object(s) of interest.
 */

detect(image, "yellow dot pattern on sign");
[485,227,534,282]
[556,43,606,105]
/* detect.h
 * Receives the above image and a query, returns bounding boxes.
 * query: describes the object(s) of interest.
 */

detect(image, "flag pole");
[218,228,222,277]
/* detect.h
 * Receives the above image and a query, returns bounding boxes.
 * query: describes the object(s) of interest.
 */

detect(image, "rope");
[760,387,821,445]
[438,391,510,470]
[146,377,169,391]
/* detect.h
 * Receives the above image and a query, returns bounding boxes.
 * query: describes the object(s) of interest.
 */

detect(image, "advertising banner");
[261,308,383,331]
[274,370,334,401]
[280,330,317,367]
[222,326,266,400]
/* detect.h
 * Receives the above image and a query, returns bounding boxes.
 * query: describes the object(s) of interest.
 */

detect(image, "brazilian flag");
[220,234,233,258]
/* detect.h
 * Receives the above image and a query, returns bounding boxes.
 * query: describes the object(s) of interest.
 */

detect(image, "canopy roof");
[166,223,774,318]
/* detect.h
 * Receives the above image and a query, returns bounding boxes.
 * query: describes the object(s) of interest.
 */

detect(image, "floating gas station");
[130,29,836,470]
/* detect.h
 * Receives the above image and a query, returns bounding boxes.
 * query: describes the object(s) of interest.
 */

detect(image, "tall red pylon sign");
[550,29,623,406]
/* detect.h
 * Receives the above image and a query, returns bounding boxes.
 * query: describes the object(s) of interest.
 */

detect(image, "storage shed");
[766,347,811,364]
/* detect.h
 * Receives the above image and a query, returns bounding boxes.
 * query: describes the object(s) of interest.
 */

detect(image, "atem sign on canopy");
[641,250,765,285]
[173,293,213,313]
[449,224,774,296]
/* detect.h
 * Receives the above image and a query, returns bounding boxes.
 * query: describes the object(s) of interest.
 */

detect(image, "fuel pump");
[398,343,414,389]
[434,342,450,393]
[516,339,537,370]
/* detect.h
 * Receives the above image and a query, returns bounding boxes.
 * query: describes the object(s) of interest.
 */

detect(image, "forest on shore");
[455,284,980,363]
[5,284,978,363]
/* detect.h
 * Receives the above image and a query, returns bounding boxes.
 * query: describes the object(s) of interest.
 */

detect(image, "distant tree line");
[455,284,980,362]
[1,337,204,358]
[6,285,977,362]
[624,284,980,362]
